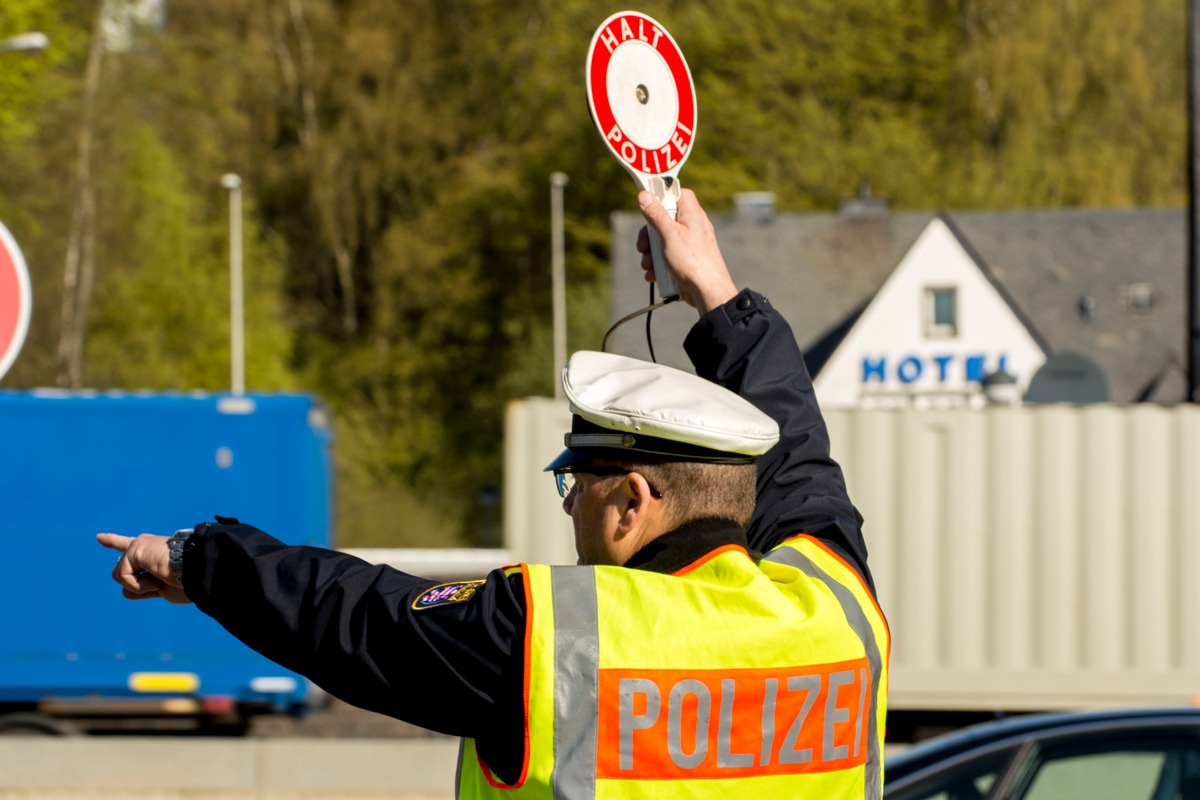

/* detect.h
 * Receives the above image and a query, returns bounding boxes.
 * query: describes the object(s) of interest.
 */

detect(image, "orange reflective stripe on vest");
[598,659,871,778]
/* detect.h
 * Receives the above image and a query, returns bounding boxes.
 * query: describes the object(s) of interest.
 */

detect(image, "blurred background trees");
[0,0,1186,546]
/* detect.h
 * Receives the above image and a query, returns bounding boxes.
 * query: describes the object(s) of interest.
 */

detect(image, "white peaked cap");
[545,351,780,470]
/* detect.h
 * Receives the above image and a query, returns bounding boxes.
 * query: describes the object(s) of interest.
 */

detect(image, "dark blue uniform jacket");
[182,289,873,785]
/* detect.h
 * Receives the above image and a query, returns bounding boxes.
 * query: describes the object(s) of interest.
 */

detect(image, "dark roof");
[608,205,1188,403]
[950,207,1187,403]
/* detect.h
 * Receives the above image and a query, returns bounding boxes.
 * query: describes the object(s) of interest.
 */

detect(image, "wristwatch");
[167,528,194,587]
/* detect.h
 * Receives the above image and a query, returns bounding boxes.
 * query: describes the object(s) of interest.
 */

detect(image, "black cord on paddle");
[646,282,657,362]
[600,284,680,355]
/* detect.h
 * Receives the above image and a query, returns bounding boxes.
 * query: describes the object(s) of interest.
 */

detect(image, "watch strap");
[167,528,193,587]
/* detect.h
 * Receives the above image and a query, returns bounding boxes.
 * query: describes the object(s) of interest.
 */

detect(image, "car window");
[1017,750,1164,800]
[1010,736,1200,800]
[886,748,1016,800]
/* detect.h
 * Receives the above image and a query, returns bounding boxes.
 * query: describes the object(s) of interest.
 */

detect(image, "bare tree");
[57,0,108,388]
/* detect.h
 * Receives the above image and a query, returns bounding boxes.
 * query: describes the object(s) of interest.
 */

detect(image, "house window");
[925,287,958,338]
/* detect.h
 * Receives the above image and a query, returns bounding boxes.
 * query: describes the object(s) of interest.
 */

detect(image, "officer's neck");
[620,518,749,574]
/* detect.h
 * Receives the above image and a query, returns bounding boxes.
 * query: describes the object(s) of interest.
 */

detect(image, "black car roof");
[886,707,1200,784]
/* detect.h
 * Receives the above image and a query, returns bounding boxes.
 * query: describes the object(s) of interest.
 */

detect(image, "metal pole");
[550,172,569,399]
[1190,0,1200,401]
[221,174,245,396]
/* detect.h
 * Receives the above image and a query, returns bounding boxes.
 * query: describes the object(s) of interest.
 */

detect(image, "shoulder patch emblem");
[413,580,485,610]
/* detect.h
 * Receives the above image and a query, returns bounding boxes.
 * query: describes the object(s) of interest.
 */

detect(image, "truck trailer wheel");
[0,713,76,736]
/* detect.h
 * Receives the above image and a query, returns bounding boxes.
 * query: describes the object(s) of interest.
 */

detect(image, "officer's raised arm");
[638,189,871,589]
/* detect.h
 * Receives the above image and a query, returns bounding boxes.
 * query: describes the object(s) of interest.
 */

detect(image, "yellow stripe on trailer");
[127,672,200,694]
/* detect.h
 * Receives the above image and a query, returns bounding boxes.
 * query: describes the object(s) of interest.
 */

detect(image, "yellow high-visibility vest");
[458,535,889,799]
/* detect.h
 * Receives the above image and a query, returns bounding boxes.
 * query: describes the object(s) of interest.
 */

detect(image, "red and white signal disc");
[586,11,697,179]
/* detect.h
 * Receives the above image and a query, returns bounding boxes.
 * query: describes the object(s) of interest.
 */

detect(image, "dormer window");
[925,287,957,338]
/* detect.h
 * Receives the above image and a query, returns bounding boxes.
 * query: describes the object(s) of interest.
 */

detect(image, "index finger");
[96,532,134,553]
[636,225,650,254]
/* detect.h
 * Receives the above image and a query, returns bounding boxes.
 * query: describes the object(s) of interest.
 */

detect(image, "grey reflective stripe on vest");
[454,739,465,799]
[763,546,884,799]
[550,566,600,800]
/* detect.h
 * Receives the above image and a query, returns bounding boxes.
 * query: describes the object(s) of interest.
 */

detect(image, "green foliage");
[0,0,78,148]
[84,120,295,391]
[935,0,1186,208]
[0,0,1188,546]
[0,2,92,387]
[678,0,958,209]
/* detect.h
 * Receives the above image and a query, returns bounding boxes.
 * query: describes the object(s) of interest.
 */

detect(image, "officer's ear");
[615,471,659,535]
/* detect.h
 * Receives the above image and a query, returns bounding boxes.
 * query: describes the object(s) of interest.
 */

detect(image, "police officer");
[99,189,888,798]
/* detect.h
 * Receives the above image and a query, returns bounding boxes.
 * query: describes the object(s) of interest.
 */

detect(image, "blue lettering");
[862,357,886,383]
[858,353,1015,385]
[932,355,953,382]
[965,355,986,382]
[897,357,922,384]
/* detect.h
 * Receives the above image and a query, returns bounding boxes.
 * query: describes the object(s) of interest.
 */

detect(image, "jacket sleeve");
[683,289,874,593]
[180,520,527,741]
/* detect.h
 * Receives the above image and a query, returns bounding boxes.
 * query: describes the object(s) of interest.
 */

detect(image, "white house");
[811,217,1046,408]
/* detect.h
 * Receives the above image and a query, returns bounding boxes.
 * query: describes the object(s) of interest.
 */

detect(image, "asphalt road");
[0,736,460,799]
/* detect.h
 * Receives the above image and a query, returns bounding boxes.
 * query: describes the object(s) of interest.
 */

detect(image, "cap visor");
[543,448,597,472]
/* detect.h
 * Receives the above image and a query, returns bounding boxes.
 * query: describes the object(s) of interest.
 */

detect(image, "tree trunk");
[56,0,107,388]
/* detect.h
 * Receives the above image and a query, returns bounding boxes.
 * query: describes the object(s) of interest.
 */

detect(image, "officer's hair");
[607,458,758,529]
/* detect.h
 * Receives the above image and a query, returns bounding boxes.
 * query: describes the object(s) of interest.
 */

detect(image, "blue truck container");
[1,390,332,734]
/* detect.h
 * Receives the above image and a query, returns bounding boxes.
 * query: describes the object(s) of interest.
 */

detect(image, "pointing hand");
[96,532,191,605]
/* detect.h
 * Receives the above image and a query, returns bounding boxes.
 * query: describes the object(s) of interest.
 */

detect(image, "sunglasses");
[553,467,664,499]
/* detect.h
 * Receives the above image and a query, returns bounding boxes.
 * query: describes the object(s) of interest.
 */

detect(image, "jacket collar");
[622,518,750,574]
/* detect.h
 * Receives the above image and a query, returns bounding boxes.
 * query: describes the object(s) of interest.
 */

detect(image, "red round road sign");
[0,221,31,381]
[586,11,697,178]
